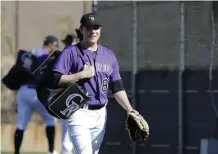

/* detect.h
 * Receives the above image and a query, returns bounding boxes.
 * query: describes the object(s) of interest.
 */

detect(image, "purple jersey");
[52,44,121,105]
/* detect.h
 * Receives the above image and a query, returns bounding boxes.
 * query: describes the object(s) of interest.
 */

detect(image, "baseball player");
[52,13,139,154]
[60,34,79,154]
[62,34,79,46]
[14,35,59,154]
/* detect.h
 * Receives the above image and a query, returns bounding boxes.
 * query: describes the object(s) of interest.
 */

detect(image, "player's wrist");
[126,107,133,112]
[78,71,86,79]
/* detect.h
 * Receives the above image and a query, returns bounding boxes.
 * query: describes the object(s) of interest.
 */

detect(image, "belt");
[82,104,105,110]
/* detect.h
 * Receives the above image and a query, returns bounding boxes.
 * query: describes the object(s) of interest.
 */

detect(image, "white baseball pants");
[67,106,107,154]
[61,119,74,154]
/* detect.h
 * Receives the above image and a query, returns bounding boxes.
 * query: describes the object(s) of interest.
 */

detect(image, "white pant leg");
[16,85,34,130]
[67,107,107,154]
[91,108,107,154]
[68,125,92,154]
[61,120,73,154]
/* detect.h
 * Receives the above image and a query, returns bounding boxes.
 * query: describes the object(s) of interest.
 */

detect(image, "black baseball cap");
[80,13,102,27]
[43,35,59,47]
[62,34,78,44]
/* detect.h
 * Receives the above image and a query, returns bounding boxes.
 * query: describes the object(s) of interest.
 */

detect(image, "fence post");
[15,1,19,54]
[92,0,98,13]
[178,1,185,154]
[132,1,137,154]
[210,2,218,138]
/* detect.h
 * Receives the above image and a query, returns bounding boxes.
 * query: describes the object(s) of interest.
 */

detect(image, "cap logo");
[89,16,95,22]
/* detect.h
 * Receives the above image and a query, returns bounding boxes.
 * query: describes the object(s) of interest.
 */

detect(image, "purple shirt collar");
[82,43,101,55]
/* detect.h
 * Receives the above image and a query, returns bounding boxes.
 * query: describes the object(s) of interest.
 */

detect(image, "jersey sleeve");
[110,54,121,82]
[52,46,76,75]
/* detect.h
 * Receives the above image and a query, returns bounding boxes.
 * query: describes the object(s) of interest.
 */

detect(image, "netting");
[98,1,218,70]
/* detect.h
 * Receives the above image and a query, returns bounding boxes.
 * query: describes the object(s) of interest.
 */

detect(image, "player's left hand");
[126,111,150,144]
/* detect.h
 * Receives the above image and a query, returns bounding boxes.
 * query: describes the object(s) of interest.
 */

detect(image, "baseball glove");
[126,111,150,144]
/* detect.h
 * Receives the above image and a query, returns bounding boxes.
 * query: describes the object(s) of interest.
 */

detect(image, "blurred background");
[1,1,218,154]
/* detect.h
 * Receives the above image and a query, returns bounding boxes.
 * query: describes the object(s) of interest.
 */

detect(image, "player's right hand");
[82,64,95,78]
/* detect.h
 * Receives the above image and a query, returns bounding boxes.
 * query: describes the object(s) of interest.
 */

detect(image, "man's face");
[82,25,101,45]
[48,41,58,53]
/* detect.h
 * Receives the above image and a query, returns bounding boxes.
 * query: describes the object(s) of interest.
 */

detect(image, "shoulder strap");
[74,43,98,95]
[75,43,86,64]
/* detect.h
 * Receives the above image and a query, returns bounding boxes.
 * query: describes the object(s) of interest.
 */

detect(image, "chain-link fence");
[96,1,218,154]
[97,1,218,70]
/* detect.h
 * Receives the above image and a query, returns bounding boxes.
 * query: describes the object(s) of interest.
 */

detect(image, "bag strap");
[75,43,98,95]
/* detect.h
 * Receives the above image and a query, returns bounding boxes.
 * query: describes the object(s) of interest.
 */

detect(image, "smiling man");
[52,13,139,154]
